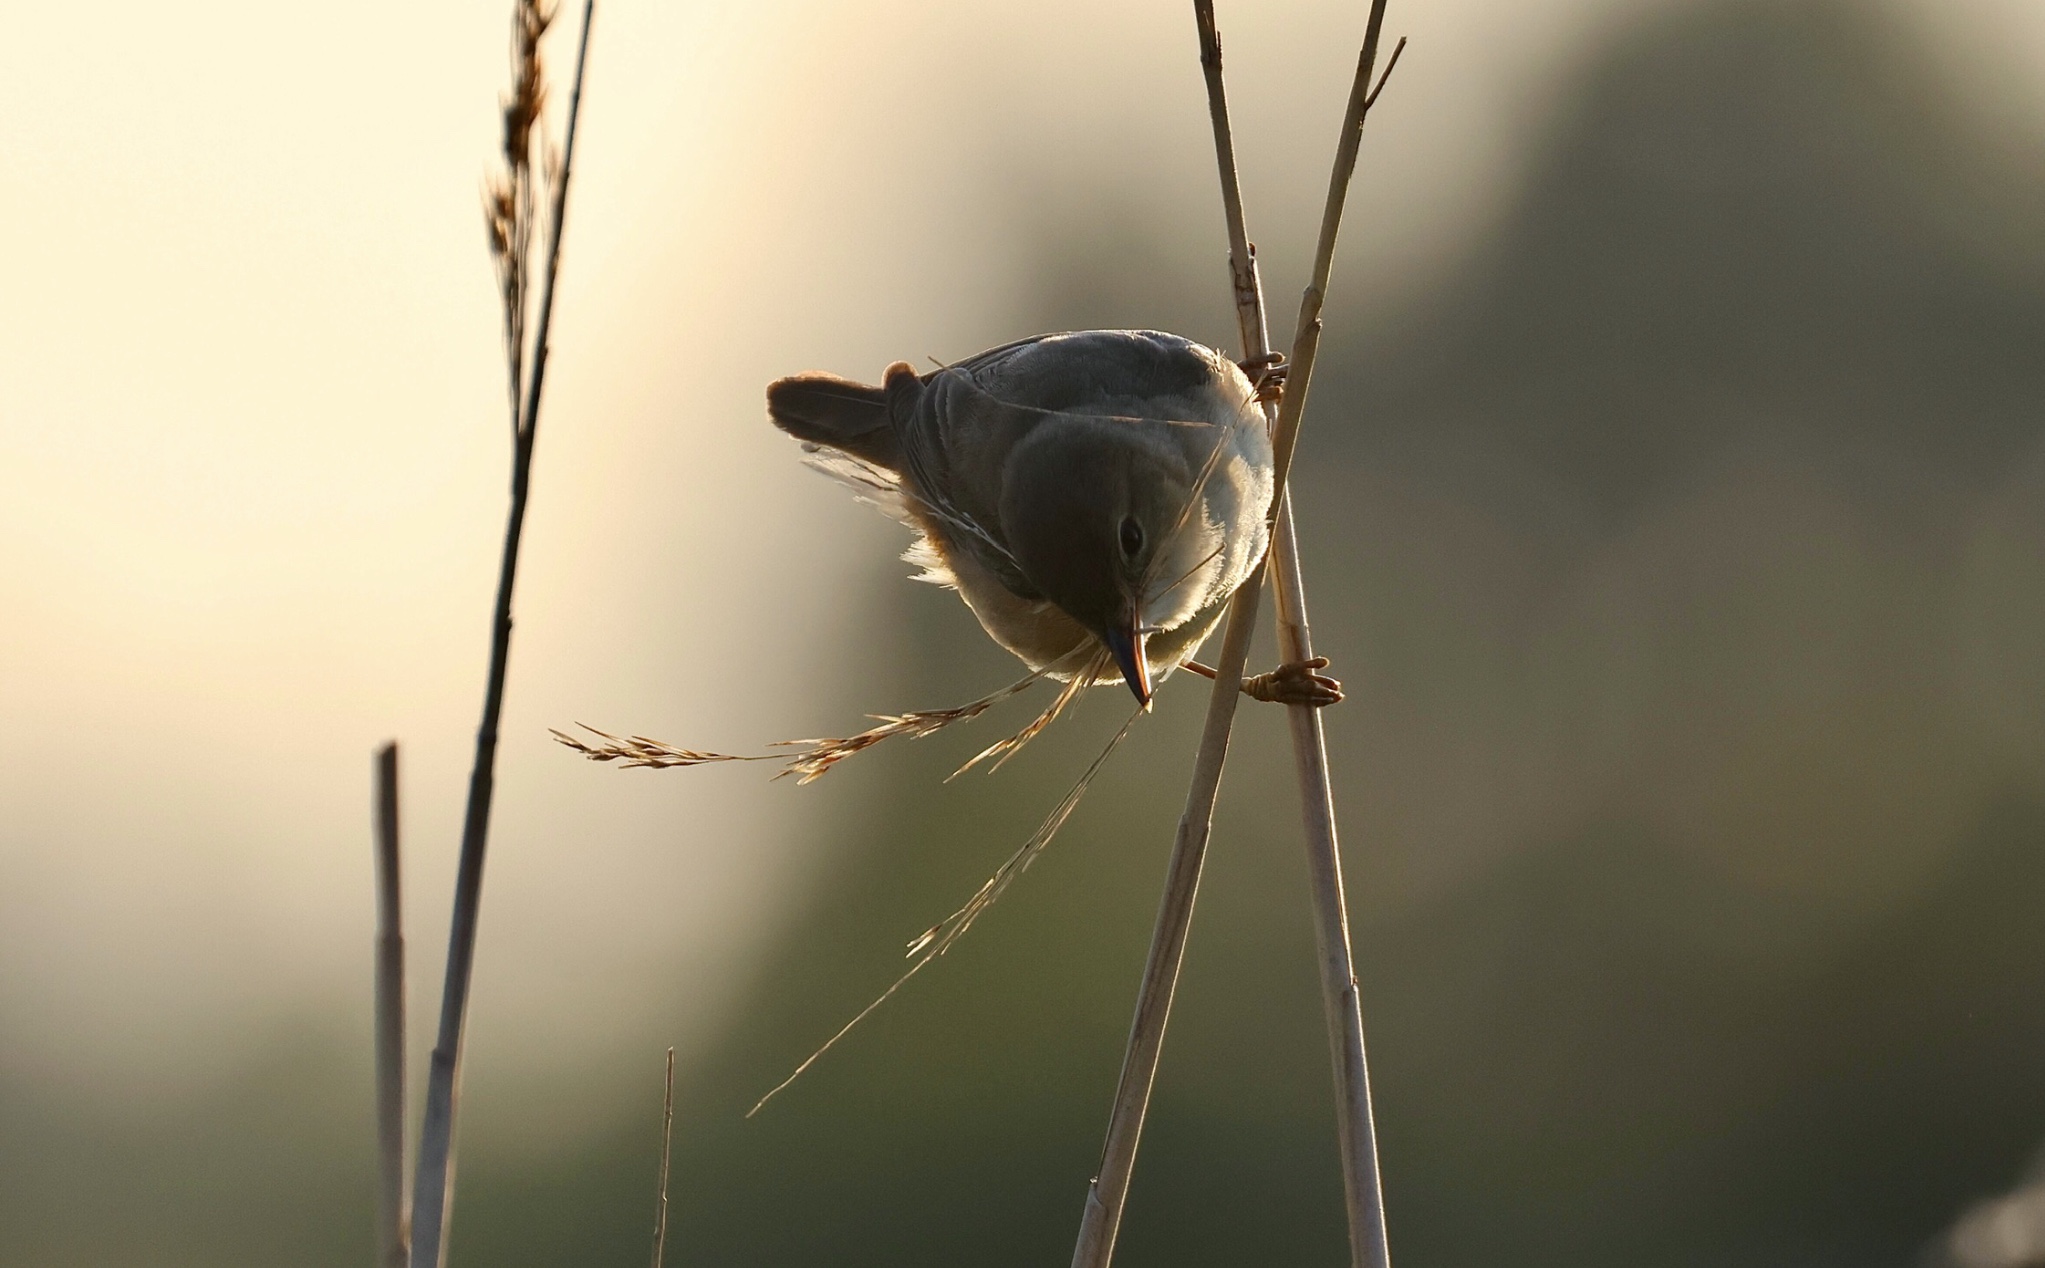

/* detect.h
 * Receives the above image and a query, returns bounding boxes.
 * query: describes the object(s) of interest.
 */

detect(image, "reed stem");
[1270,497,1389,1268]
[1206,3,1398,1263]
[1067,5,1397,1264]
[374,742,409,1268]
[651,1047,676,1268]
[408,5,596,1264]
[1069,579,1263,1268]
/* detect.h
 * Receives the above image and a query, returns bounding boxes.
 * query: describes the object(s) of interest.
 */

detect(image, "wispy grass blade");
[748,706,1143,1117]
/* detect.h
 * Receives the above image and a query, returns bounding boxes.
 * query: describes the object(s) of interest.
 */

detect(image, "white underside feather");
[800,445,959,589]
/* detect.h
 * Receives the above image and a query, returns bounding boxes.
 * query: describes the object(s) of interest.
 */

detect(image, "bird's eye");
[1119,516,1144,558]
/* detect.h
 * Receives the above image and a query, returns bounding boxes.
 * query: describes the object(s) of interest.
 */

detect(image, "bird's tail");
[767,365,915,472]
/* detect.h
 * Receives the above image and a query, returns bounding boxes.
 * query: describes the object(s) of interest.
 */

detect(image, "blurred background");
[4,0,2045,1263]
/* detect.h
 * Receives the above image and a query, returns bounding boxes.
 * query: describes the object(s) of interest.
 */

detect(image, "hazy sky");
[2,0,2040,1119]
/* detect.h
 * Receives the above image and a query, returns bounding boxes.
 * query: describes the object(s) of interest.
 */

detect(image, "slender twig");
[1068,5,1396,1266]
[1364,35,1406,114]
[1069,582,1262,1268]
[408,5,596,1266]
[651,1047,676,1268]
[374,743,409,1268]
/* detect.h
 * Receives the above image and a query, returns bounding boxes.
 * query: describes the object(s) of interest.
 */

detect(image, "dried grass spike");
[502,0,555,166]
[947,646,1110,780]
[558,673,1048,785]
[774,673,1042,784]
[551,725,777,770]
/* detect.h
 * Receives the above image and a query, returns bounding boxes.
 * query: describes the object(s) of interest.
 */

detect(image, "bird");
[767,329,1340,710]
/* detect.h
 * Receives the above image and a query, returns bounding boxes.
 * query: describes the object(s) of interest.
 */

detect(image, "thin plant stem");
[651,1047,676,1268]
[1267,17,1397,500]
[1068,5,1396,1265]
[374,742,409,1268]
[1267,499,1388,1268]
[1203,5,1400,1265]
[1069,578,1263,1268]
[513,7,587,453]
[408,5,596,1265]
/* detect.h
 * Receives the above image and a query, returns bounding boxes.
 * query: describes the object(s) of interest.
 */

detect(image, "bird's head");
[1000,420,1223,709]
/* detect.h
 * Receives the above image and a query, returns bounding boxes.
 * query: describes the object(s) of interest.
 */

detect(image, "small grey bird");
[768,329,1338,709]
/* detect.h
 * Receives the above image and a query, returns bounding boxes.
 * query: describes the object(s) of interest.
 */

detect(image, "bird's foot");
[1244,657,1343,706]
[1181,656,1344,707]
[1238,352,1288,405]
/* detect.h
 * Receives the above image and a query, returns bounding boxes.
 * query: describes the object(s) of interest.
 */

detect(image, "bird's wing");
[888,365,1041,599]
[948,329,1230,420]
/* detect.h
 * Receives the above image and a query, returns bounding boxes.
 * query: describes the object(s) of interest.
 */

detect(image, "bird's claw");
[1243,657,1343,707]
[1238,352,1288,405]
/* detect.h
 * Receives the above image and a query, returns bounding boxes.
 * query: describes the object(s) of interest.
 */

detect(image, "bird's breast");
[918,519,1097,673]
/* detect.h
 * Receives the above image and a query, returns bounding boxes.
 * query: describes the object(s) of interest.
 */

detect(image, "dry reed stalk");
[1069,582,1262,1268]
[1268,497,1390,1268]
[408,4,595,1266]
[1068,5,1398,1265]
[373,743,409,1268]
[1203,5,1402,1263]
[651,1046,676,1268]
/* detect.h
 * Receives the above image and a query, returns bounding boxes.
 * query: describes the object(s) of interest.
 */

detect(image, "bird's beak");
[1103,619,1153,711]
